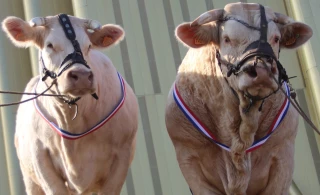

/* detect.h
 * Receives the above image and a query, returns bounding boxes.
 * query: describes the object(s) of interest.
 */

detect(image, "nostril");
[88,72,93,82]
[68,72,79,81]
[243,66,257,78]
[267,57,273,64]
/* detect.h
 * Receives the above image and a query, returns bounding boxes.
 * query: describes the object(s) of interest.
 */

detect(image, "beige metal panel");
[126,113,154,195]
[155,94,190,195]
[169,0,188,60]
[293,107,320,195]
[143,0,177,94]
[0,111,10,195]
[22,0,74,76]
[121,0,153,96]
[186,0,207,21]
[0,0,33,194]
[144,94,175,195]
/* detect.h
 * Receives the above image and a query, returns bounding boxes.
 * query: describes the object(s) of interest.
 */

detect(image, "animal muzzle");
[63,67,95,96]
[241,60,277,87]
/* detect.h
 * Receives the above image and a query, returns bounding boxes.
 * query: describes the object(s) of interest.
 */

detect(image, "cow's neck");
[35,60,121,134]
[176,45,287,147]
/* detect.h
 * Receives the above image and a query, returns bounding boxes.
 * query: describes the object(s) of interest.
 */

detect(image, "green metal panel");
[0,0,33,194]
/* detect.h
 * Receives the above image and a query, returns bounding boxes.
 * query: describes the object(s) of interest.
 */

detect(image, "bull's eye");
[224,36,230,43]
[47,43,53,49]
[274,37,280,43]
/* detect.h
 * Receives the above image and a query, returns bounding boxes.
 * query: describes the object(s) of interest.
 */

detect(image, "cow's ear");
[2,16,44,48]
[88,24,124,48]
[280,22,313,49]
[175,22,218,48]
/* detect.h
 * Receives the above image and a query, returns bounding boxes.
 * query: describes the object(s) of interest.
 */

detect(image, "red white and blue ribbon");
[34,72,126,140]
[173,82,290,153]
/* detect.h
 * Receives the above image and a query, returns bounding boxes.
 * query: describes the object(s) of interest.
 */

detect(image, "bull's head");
[2,15,124,99]
[175,3,312,101]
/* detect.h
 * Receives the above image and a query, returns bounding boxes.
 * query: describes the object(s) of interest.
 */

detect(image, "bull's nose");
[67,70,93,84]
[243,66,258,78]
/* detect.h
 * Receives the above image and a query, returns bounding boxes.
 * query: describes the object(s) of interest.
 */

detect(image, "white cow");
[165,3,312,195]
[2,14,138,195]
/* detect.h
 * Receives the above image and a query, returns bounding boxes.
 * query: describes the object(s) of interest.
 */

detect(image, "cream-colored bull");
[165,3,312,195]
[2,15,138,195]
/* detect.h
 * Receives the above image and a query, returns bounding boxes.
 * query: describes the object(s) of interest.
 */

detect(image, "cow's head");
[2,15,124,98]
[175,3,312,100]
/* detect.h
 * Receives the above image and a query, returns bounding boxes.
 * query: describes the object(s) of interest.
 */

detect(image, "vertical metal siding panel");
[186,0,207,20]
[143,0,178,94]
[126,0,156,96]
[162,0,183,70]
[144,95,172,195]
[293,103,320,194]
[309,0,320,66]
[129,110,155,195]
[0,0,33,194]
[155,94,190,195]
[136,0,163,94]
[138,96,163,195]
[23,0,74,76]
[296,90,320,184]
[0,112,10,195]
[301,1,320,73]
[118,0,148,96]
[111,0,135,92]
[170,0,189,60]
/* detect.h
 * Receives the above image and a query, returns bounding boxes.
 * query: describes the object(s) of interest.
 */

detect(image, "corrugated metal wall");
[0,0,319,195]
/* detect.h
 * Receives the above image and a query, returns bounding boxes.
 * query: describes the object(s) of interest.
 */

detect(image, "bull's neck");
[175,45,287,142]
[35,61,121,134]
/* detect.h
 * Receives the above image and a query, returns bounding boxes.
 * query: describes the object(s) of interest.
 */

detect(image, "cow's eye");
[47,43,53,48]
[88,44,92,51]
[274,37,280,43]
[224,36,230,43]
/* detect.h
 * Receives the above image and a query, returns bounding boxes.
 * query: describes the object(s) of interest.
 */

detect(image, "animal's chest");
[199,145,273,193]
[50,134,117,192]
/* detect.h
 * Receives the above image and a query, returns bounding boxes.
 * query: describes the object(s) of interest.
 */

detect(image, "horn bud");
[29,17,46,27]
[86,20,101,30]
[191,9,224,26]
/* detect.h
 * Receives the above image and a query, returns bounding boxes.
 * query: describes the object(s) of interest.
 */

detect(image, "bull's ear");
[280,22,313,49]
[2,16,44,48]
[88,24,124,48]
[175,22,217,48]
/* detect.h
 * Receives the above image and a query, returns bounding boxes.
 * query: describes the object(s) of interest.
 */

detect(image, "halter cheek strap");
[39,14,99,104]
[217,5,289,85]
[41,14,90,82]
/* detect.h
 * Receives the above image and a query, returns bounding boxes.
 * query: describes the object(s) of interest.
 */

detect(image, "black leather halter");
[41,14,90,81]
[39,14,98,105]
[216,5,289,85]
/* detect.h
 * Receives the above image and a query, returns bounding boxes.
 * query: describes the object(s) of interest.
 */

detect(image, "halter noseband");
[41,14,90,81]
[216,5,289,85]
[39,14,98,106]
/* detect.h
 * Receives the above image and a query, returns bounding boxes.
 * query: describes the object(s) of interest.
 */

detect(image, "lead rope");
[0,80,59,107]
[259,61,320,135]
